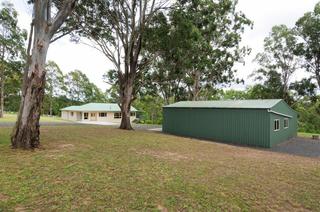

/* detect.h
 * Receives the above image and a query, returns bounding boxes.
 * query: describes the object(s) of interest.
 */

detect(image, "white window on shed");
[274,119,280,131]
[284,118,289,129]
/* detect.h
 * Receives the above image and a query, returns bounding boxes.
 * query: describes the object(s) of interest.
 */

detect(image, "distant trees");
[0,1,27,118]
[65,69,105,103]
[253,25,301,103]
[45,61,65,116]
[295,2,320,88]
[1,58,106,116]
[246,11,320,134]
[69,0,169,130]
[43,61,106,115]
[133,95,164,125]
[144,0,252,103]
[251,1,320,105]
[3,0,319,147]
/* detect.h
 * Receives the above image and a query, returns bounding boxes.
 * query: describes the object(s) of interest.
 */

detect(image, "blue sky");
[9,0,320,91]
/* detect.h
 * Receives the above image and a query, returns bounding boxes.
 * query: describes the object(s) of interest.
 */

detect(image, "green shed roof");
[163,99,282,109]
[61,103,137,112]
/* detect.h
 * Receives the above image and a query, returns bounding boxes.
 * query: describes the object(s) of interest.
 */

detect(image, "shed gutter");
[267,109,292,118]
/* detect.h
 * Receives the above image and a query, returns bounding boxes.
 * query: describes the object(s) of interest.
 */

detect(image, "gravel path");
[271,137,320,158]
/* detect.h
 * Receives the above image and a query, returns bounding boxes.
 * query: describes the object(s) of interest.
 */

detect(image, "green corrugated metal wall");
[269,101,298,146]
[163,100,297,148]
[163,108,271,148]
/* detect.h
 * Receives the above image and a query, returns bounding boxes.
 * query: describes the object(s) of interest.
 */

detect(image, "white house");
[61,103,137,123]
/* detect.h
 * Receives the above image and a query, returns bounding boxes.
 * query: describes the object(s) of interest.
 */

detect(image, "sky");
[8,0,320,91]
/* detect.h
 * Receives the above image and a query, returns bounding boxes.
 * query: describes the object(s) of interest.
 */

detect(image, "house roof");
[61,103,138,112]
[163,99,283,109]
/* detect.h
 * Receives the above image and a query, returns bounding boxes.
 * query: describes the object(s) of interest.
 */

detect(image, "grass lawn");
[0,113,68,123]
[0,126,319,211]
[298,132,320,139]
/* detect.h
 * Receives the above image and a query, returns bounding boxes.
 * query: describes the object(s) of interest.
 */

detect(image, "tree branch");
[49,0,77,38]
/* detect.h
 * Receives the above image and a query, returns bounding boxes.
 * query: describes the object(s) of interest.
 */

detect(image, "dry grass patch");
[0,126,319,211]
[0,193,9,201]
[136,149,190,161]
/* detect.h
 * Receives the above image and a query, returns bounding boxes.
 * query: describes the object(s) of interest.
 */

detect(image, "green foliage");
[294,101,320,134]
[133,95,164,124]
[220,89,249,100]
[144,0,252,102]
[290,78,318,102]
[65,69,106,103]
[43,61,65,115]
[0,1,27,60]
[248,70,287,100]
[0,1,27,115]
[254,25,300,103]
[295,2,320,88]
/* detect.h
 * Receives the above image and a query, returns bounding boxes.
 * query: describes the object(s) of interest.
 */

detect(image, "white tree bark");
[11,0,76,149]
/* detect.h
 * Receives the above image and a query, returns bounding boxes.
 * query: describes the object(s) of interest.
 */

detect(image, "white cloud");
[9,0,320,91]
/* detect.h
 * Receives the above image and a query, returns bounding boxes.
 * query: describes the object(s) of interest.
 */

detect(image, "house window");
[71,112,74,116]
[130,112,136,117]
[114,112,122,119]
[91,113,96,117]
[284,118,289,129]
[274,119,280,131]
[99,113,107,117]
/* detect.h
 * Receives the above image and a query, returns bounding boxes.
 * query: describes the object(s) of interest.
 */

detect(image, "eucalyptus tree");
[178,0,251,101]
[70,0,169,130]
[45,61,65,115]
[254,25,301,101]
[65,70,106,103]
[12,0,77,149]
[290,78,318,103]
[0,2,27,118]
[144,0,252,102]
[295,2,320,88]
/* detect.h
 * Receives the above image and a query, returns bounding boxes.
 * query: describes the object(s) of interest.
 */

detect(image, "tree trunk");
[315,55,320,89]
[119,79,133,130]
[0,66,4,118]
[191,70,201,101]
[316,66,320,89]
[49,96,53,116]
[10,0,76,149]
[11,34,50,149]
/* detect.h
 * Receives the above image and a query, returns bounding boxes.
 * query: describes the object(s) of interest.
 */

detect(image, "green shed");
[163,99,297,148]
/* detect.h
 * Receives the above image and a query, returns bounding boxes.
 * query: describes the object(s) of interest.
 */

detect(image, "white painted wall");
[61,111,137,123]
[61,111,81,121]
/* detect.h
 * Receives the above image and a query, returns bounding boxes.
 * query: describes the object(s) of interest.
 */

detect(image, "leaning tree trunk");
[119,78,134,130]
[11,33,50,149]
[0,67,4,118]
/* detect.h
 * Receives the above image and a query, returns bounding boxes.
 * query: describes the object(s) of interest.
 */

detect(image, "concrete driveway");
[0,122,82,127]
[78,121,118,126]
[0,120,162,132]
[77,121,162,131]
